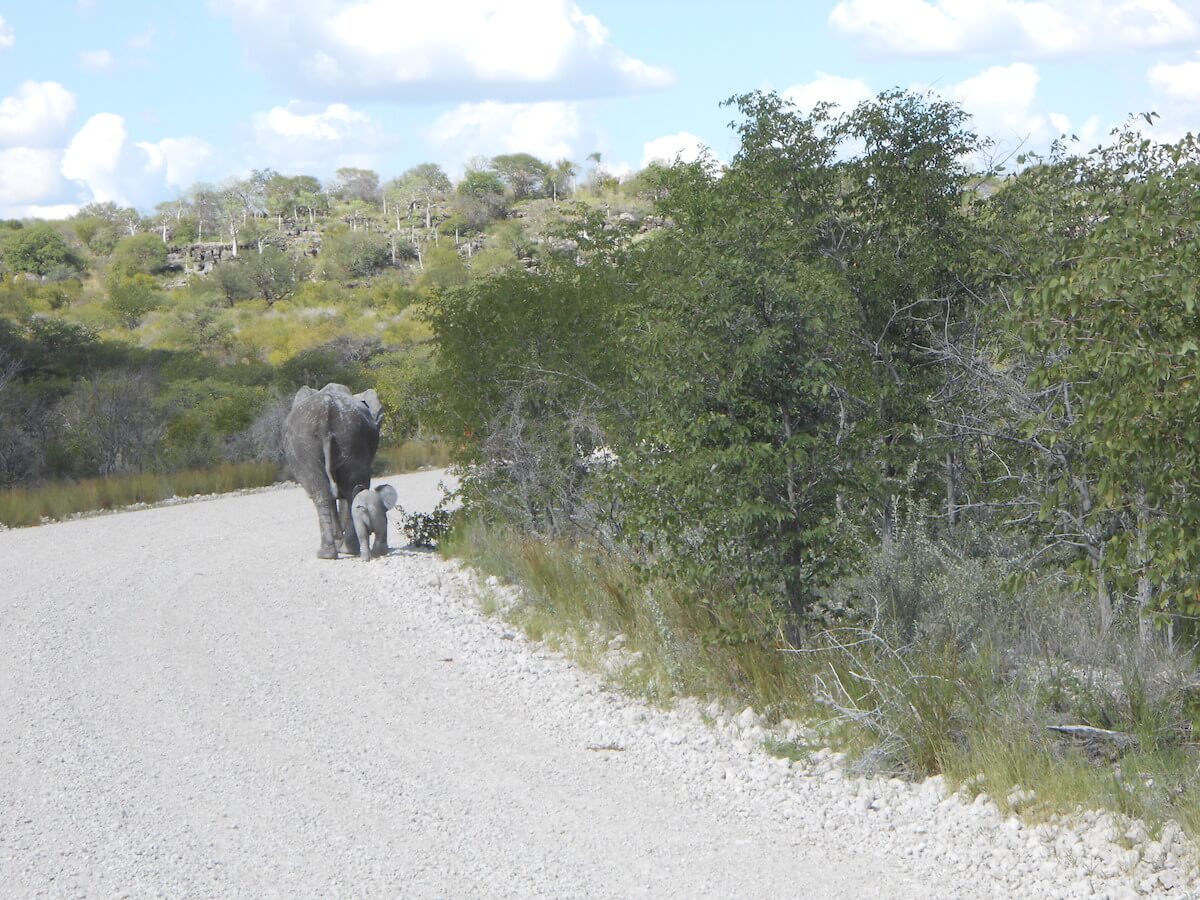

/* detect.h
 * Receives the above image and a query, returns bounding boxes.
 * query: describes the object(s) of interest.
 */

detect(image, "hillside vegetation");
[0,150,639,504]
[4,88,1200,839]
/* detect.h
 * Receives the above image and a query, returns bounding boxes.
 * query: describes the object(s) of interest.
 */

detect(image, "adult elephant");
[283,383,384,559]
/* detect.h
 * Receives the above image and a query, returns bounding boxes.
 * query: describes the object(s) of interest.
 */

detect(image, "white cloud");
[1149,53,1200,103]
[6,203,81,220]
[952,62,1046,143]
[640,132,710,168]
[0,15,14,49]
[79,49,116,73]
[0,148,64,205]
[126,26,154,50]
[427,101,588,166]
[61,113,214,207]
[213,0,672,101]
[140,137,215,189]
[0,81,77,148]
[946,63,1101,155]
[256,102,373,142]
[250,101,384,173]
[830,0,1197,56]
[783,73,874,113]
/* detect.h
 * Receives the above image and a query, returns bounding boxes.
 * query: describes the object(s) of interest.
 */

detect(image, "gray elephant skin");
[351,484,399,561]
[283,383,384,558]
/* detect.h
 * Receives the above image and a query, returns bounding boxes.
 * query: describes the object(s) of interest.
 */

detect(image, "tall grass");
[444,519,817,716]
[0,461,280,527]
[0,438,453,528]
[373,439,451,474]
[444,515,1200,841]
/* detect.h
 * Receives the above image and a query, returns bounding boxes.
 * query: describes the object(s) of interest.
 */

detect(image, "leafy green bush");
[106,273,163,328]
[320,230,391,280]
[110,233,168,277]
[401,505,453,548]
[2,223,81,276]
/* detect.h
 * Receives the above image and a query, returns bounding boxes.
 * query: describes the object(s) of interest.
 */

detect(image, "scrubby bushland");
[421,90,1200,839]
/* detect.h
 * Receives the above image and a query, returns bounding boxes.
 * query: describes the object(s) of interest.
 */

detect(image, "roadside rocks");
[419,558,1200,898]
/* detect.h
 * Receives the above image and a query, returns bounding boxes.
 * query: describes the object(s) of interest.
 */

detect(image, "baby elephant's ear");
[376,484,398,510]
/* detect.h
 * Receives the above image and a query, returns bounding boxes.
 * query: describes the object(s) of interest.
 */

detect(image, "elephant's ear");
[356,389,383,427]
[376,484,398,510]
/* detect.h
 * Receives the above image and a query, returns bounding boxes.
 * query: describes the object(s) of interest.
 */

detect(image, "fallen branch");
[1046,724,1137,754]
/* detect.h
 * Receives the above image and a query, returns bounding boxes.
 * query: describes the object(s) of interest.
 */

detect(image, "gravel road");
[1,469,1196,898]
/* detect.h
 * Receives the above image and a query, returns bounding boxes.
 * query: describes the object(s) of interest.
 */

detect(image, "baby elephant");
[350,484,399,561]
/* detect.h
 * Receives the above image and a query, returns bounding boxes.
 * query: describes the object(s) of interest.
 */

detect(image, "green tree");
[320,229,391,280]
[1,224,80,277]
[328,167,381,205]
[386,163,452,229]
[491,153,550,200]
[242,247,312,305]
[455,169,508,229]
[1013,125,1200,629]
[415,244,469,294]
[106,273,163,328]
[422,247,632,533]
[617,154,870,617]
[264,174,326,223]
[110,233,169,278]
[548,158,577,202]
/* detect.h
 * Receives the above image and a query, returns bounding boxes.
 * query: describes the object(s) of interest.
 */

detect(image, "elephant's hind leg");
[337,497,361,556]
[315,493,339,559]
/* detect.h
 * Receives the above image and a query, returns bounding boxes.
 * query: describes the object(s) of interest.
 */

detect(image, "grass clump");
[0,461,279,527]
[373,439,451,475]
[443,510,1200,843]
[0,438,451,528]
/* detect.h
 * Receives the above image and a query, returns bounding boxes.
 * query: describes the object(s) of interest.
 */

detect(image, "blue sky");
[2,0,1199,218]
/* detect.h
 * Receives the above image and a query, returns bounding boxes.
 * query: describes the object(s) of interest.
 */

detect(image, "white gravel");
[1,468,1197,898]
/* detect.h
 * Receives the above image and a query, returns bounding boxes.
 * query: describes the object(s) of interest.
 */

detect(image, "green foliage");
[490,153,550,200]
[328,167,381,204]
[374,346,435,440]
[415,244,469,294]
[615,143,871,615]
[275,336,382,393]
[110,233,168,277]
[320,229,391,280]
[401,504,453,548]
[214,248,312,305]
[0,461,279,527]
[455,169,508,229]
[1,223,80,277]
[423,251,631,533]
[156,292,234,353]
[1010,126,1200,618]
[106,273,163,328]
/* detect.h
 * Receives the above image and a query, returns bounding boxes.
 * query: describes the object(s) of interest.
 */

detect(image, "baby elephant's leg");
[352,507,372,561]
[374,509,389,556]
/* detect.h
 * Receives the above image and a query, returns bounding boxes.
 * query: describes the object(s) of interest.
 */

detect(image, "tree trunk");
[1136,485,1155,645]
[425,200,431,230]
[945,450,958,526]
[1095,545,1113,633]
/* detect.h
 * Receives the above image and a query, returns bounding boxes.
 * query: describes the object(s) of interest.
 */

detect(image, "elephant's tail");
[323,433,338,498]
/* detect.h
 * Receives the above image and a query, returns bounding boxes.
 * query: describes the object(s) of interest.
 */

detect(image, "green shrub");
[2,223,81,276]
[110,233,168,277]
